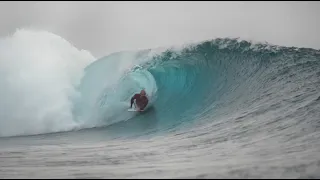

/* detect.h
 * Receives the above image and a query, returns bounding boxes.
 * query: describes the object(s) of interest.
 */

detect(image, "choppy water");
[0,30,320,178]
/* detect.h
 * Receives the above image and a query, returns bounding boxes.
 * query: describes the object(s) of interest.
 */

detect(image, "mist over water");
[0,29,94,137]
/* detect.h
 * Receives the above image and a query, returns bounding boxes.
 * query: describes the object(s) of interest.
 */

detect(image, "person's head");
[140,90,146,96]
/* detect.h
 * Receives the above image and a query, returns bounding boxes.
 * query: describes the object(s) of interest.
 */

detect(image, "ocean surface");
[0,29,320,178]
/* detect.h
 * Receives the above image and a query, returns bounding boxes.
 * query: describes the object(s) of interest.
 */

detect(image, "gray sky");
[1,1,320,58]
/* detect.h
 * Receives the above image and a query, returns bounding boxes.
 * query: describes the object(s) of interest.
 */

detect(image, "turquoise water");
[73,39,320,139]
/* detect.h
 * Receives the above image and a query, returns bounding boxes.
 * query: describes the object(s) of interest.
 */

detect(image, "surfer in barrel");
[130,90,149,112]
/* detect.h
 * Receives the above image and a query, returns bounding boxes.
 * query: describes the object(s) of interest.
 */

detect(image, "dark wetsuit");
[131,94,148,110]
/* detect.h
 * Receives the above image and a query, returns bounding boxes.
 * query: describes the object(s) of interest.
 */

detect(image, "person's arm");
[130,94,137,108]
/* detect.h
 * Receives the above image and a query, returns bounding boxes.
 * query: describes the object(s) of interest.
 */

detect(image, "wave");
[73,38,320,135]
[1,29,319,138]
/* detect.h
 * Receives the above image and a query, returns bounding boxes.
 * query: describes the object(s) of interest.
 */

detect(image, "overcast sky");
[0,1,320,58]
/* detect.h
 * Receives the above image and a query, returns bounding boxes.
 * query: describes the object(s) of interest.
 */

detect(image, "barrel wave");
[74,38,320,138]
[2,30,320,178]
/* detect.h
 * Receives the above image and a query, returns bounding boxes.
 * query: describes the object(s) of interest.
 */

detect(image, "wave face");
[73,38,320,137]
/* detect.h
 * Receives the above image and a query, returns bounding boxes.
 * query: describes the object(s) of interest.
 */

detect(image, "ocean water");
[0,29,320,178]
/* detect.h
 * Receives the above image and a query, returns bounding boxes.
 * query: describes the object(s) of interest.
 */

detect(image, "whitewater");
[0,29,320,178]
